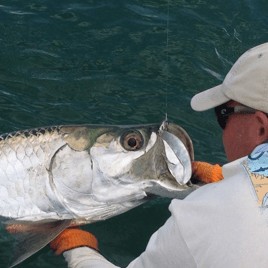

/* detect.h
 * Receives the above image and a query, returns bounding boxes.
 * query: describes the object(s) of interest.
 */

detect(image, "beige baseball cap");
[191,43,268,113]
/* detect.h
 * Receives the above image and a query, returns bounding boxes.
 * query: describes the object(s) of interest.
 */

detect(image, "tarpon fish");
[0,121,196,267]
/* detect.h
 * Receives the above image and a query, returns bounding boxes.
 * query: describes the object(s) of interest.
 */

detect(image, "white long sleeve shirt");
[63,149,268,268]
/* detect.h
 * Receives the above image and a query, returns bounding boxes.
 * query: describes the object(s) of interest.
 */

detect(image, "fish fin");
[8,219,71,268]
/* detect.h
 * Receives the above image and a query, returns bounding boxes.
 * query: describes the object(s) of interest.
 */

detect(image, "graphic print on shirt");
[242,151,268,208]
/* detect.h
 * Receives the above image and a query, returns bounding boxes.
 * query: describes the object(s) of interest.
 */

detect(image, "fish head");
[53,121,197,220]
[88,120,195,201]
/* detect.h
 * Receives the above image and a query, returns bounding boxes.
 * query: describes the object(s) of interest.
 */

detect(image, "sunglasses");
[214,104,257,129]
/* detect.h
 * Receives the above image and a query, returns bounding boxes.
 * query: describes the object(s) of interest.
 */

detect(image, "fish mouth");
[144,121,198,199]
[161,122,194,186]
[163,121,194,162]
[163,123,205,187]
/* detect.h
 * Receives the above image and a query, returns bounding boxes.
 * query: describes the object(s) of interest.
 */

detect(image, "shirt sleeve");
[63,247,120,268]
[63,200,196,268]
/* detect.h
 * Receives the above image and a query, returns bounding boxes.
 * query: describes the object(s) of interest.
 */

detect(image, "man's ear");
[254,111,268,141]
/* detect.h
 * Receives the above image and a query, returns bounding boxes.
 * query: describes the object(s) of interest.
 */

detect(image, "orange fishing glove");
[49,228,99,255]
[192,161,223,184]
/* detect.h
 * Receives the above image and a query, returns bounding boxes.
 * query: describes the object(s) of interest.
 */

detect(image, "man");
[50,43,268,267]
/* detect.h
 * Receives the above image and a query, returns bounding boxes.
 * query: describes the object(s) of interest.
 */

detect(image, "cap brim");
[190,84,230,111]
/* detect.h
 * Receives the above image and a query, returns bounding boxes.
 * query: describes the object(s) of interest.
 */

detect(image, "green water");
[0,0,268,267]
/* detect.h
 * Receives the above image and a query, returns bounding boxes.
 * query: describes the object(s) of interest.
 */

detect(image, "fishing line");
[165,0,170,122]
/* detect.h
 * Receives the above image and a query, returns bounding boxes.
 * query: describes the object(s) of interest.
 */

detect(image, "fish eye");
[121,131,144,151]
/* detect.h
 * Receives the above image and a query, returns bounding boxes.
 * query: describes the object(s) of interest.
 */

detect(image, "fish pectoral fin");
[8,219,71,268]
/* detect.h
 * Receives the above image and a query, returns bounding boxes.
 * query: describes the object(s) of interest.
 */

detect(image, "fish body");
[0,121,196,266]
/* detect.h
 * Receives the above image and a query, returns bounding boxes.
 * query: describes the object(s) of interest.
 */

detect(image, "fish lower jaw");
[144,180,199,199]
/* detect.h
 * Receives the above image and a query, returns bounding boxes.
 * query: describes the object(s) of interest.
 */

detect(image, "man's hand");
[50,228,99,255]
[192,161,223,184]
